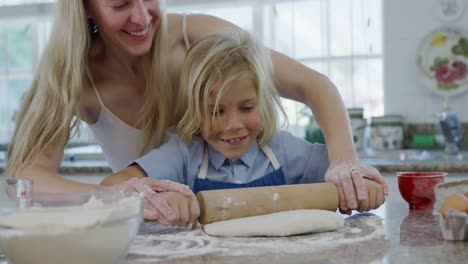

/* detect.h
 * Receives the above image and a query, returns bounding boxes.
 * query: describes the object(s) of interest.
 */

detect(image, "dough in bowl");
[203,209,344,237]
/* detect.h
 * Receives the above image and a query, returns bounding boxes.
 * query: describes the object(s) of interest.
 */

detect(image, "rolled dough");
[203,209,344,237]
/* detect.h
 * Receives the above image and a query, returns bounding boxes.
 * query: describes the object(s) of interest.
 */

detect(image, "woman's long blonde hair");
[177,32,286,147]
[6,0,171,178]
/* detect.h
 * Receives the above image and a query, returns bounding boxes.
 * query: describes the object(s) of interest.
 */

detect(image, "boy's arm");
[131,136,187,185]
[102,135,188,186]
[100,164,147,186]
[279,130,329,184]
[100,136,198,227]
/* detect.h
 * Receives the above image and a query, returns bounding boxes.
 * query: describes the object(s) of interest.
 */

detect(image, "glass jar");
[348,108,366,150]
[370,115,404,150]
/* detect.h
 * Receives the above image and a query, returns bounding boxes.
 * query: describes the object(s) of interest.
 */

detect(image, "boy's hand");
[157,191,200,229]
[356,178,386,212]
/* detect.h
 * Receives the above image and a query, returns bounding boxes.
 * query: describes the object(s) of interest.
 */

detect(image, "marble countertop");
[366,161,468,173]
[360,150,468,172]
[2,158,468,175]
[1,149,468,174]
[0,173,466,263]
[124,176,468,264]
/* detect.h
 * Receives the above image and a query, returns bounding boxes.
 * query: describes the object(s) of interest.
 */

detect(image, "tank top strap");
[182,14,191,50]
[86,67,105,108]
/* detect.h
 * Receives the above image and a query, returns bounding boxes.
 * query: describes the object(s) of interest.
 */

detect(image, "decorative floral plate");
[417,27,468,96]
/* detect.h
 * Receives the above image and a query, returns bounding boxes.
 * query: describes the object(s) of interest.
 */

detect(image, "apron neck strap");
[198,146,210,179]
[260,145,280,170]
[197,144,280,179]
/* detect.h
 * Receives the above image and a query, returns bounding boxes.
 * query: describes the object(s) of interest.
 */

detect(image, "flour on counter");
[127,214,384,262]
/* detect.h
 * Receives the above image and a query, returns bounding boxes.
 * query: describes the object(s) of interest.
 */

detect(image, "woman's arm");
[270,50,356,163]
[16,141,106,194]
[270,50,387,212]
[100,165,146,186]
[14,140,197,226]
[181,14,388,210]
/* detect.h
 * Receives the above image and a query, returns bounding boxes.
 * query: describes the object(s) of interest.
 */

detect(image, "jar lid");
[370,115,404,126]
[347,108,364,119]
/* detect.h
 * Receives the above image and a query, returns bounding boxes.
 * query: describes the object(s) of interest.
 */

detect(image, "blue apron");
[193,145,286,194]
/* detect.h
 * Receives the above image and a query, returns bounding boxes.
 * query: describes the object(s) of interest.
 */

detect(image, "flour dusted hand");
[157,191,200,228]
[325,161,388,213]
[109,177,199,227]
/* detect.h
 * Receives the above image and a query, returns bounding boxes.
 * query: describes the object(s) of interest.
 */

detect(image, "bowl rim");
[0,191,143,232]
[0,191,142,215]
[397,171,447,178]
[3,190,138,202]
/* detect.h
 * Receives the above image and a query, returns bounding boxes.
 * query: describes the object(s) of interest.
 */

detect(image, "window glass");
[329,59,354,106]
[0,34,5,72]
[0,78,10,142]
[0,0,384,143]
[292,0,324,58]
[0,21,34,143]
[353,58,384,117]
[330,0,352,56]
[352,0,382,55]
[5,24,33,73]
[170,6,254,33]
[269,2,294,56]
[0,0,54,6]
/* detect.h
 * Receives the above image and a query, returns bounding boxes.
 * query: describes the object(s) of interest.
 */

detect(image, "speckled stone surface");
[126,214,388,264]
[369,162,468,173]
[122,176,468,264]
[0,161,113,175]
[0,173,466,263]
[360,150,468,172]
[123,205,467,264]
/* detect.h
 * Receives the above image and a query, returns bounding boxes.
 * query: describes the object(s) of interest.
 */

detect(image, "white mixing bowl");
[0,191,142,264]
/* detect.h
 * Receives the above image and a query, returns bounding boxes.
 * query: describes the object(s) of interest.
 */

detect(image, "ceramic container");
[398,172,446,210]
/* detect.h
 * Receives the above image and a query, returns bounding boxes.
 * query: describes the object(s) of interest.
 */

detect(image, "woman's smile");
[123,21,152,40]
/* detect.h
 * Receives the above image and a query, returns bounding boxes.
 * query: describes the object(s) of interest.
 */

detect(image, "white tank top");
[87,14,191,172]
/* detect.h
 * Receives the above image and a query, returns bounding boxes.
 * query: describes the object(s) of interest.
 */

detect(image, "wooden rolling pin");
[197,183,339,224]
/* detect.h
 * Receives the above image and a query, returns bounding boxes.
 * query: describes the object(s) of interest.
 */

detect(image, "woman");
[6,0,387,223]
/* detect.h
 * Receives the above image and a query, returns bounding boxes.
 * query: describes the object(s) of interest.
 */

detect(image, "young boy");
[103,32,385,225]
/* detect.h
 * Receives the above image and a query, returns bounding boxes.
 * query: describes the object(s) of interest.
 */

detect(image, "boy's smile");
[200,75,261,160]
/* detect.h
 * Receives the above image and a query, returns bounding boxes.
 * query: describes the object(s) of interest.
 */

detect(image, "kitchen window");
[0,21,36,144]
[0,0,383,144]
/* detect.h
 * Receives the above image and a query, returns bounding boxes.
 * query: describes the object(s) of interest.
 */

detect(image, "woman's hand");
[325,161,388,214]
[109,177,199,227]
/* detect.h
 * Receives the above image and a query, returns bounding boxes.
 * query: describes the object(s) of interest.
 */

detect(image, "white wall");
[384,0,468,123]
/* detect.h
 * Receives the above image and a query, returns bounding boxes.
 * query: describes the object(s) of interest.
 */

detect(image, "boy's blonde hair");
[177,32,286,147]
[6,1,172,178]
